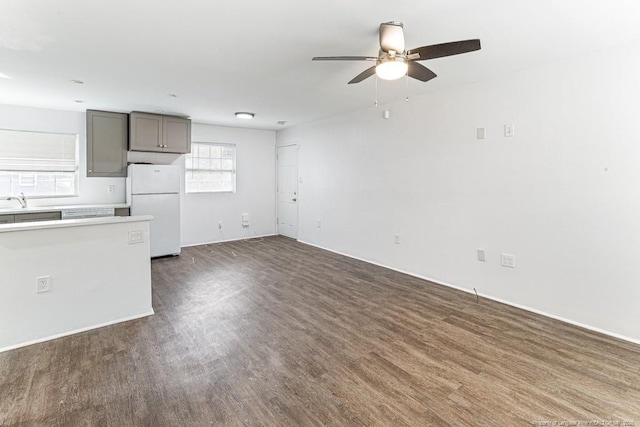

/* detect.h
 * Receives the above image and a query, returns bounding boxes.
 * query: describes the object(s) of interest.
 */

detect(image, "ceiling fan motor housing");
[379,22,405,53]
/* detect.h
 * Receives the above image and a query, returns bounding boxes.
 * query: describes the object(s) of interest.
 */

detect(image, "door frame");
[276,143,299,239]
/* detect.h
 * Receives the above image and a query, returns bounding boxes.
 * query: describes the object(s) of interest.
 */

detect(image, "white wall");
[0,218,153,351]
[129,124,278,246]
[0,104,127,209]
[180,124,276,246]
[277,40,640,343]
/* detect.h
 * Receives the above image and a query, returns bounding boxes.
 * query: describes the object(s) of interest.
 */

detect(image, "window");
[0,129,79,198]
[185,142,236,193]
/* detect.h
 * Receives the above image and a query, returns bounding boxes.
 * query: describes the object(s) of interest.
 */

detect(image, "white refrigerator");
[127,164,181,257]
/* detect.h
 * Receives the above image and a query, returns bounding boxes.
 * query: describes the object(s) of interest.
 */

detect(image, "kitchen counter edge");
[0,203,130,215]
[0,215,153,234]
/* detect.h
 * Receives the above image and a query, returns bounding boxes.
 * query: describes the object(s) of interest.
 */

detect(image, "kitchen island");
[0,215,154,352]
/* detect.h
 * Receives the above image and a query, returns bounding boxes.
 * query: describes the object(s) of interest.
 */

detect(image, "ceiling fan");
[312,22,481,84]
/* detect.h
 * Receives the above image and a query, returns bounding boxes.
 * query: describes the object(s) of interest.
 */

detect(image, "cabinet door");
[13,212,62,223]
[162,116,191,154]
[129,112,163,152]
[0,215,15,224]
[87,110,128,177]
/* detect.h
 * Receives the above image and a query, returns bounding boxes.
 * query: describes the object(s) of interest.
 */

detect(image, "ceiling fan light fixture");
[235,112,255,120]
[375,58,408,80]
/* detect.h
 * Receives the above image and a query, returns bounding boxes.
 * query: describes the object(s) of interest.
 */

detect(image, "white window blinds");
[0,129,79,198]
[0,130,78,172]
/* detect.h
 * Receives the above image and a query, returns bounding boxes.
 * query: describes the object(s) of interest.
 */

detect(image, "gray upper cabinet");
[86,110,128,177]
[162,115,191,153]
[129,112,191,154]
[129,112,163,153]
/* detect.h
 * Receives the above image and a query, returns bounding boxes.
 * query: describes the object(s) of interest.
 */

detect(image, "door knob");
[292,197,297,202]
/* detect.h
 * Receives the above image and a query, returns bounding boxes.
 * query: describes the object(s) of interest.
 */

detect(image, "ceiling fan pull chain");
[374,75,379,107]
[405,74,409,103]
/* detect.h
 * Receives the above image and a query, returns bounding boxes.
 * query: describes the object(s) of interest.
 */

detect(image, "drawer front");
[13,212,62,223]
[0,214,15,224]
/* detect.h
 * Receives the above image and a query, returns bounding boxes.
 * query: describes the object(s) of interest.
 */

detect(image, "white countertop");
[0,215,153,233]
[0,203,130,215]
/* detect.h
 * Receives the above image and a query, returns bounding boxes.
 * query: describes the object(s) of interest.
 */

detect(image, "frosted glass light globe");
[376,60,408,80]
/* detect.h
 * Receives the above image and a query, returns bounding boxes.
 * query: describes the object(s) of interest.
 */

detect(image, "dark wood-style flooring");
[1,236,639,426]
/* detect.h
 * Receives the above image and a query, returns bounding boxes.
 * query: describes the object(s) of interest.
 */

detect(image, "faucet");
[6,192,27,208]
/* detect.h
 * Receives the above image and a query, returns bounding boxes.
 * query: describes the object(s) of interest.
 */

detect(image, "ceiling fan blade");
[407,62,437,82]
[312,56,378,61]
[348,66,376,84]
[379,22,405,53]
[407,39,481,61]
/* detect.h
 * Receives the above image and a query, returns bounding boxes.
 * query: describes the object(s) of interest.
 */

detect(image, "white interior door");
[277,145,298,239]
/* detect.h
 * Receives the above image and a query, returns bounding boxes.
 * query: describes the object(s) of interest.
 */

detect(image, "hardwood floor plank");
[1,236,639,426]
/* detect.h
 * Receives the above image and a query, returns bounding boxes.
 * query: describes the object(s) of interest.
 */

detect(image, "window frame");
[185,141,237,194]
[0,128,80,199]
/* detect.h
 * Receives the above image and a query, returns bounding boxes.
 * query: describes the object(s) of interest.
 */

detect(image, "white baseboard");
[298,239,640,346]
[181,233,277,248]
[0,310,155,354]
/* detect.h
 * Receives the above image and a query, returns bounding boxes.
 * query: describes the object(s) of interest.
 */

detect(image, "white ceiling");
[1,0,640,131]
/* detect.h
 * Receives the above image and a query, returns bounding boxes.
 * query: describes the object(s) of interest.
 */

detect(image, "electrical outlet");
[477,127,486,140]
[107,184,116,194]
[394,234,400,245]
[504,124,515,137]
[501,253,516,268]
[36,276,51,293]
[317,220,321,228]
[477,249,486,262]
[127,230,144,244]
